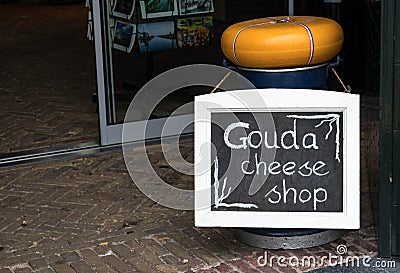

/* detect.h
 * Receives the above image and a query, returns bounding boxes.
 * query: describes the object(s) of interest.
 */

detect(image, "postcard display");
[87,0,215,53]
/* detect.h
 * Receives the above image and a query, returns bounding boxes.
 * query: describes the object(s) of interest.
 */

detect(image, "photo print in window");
[139,0,178,19]
[178,0,214,15]
[113,20,136,52]
[177,16,213,47]
[138,21,177,52]
[112,0,136,20]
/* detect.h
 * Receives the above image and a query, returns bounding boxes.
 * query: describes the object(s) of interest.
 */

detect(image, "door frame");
[379,0,399,257]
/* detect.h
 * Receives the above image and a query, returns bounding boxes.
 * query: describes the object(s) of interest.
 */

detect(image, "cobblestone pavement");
[0,139,387,273]
[0,3,98,154]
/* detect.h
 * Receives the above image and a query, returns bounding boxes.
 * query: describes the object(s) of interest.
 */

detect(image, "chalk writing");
[211,112,343,212]
[287,114,341,162]
[213,156,258,209]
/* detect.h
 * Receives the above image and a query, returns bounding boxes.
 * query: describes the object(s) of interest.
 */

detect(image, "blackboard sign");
[211,111,343,212]
[195,89,360,229]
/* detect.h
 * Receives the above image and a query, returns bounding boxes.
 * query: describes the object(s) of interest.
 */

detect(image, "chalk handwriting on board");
[264,179,328,211]
[211,111,343,212]
[223,120,320,151]
[287,114,341,162]
[213,156,258,209]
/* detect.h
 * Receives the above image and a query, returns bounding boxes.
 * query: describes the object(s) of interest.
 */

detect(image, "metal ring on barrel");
[221,16,344,69]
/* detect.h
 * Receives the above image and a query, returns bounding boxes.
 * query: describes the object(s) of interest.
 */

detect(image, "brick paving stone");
[78,249,118,273]
[44,255,63,266]
[186,269,217,273]
[276,266,300,273]
[185,257,205,271]
[50,263,77,273]
[2,221,27,234]
[347,237,377,254]
[213,252,242,264]
[129,257,157,273]
[0,254,42,268]
[155,263,180,273]
[70,260,97,273]
[60,251,81,263]
[102,255,136,273]
[93,245,113,256]
[36,269,54,273]
[257,265,281,273]
[169,231,202,250]
[163,242,195,262]
[160,254,191,272]
[133,239,170,257]
[110,244,138,261]
[212,263,239,273]
[228,259,262,273]
[135,246,165,266]
[14,267,34,273]
[28,258,49,271]
[191,248,221,267]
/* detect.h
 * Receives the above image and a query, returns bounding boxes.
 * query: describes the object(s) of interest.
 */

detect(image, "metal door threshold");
[0,142,108,168]
[0,134,194,168]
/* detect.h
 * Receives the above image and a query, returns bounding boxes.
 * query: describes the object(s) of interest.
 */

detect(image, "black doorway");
[0,0,99,157]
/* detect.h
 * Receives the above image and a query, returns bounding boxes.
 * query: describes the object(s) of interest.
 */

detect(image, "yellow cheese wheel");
[221,16,344,69]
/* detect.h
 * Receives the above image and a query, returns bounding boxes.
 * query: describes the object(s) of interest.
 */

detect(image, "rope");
[210,71,232,94]
[331,67,351,93]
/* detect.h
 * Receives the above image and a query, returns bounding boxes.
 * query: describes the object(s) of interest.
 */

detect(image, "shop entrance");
[0,0,99,161]
[92,0,387,255]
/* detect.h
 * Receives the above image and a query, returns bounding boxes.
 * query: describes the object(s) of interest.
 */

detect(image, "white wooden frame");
[195,89,360,229]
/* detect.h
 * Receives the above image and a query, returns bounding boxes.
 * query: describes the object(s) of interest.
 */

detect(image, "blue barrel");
[236,63,329,89]
[224,57,339,90]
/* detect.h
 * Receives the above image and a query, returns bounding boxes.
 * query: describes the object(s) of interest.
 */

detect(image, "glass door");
[92,0,286,145]
[0,0,99,162]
